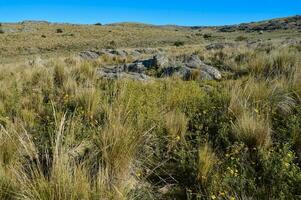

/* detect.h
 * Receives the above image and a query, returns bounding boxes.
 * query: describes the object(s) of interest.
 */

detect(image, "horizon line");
[1,14,300,27]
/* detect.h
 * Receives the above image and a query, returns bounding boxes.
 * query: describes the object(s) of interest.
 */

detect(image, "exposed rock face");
[153,54,169,68]
[97,67,150,81]
[96,54,222,81]
[200,64,222,80]
[185,54,204,68]
[218,15,301,32]
[124,62,147,73]
[183,55,222,80]
[130,54,169,69]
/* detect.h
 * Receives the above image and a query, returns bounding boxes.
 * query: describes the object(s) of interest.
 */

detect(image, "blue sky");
[0,0,300,26]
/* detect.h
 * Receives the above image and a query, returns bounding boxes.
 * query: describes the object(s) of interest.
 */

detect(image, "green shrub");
[203,33,212,39]
[235,35,248,41]
[56,28,63,33]
[174,41,185,47]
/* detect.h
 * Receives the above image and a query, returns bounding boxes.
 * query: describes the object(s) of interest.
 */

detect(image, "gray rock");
[200,65,222,80]
[97,67,150,81]
[79,51,100,59]
[184,55,222,80]
[96,54,221,81]
[124,62,147,73]
[133,54,169,69]
[153,54,169,68]
[160,64,182,77]
[176,66,193,80]
[184,54,204,68]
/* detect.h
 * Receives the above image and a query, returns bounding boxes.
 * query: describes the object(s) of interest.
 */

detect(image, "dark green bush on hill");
[174,41,185,47]
[56,28,63,33]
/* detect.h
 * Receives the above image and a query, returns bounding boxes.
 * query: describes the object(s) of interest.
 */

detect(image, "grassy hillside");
[0,17,301,200]
[0,16,301,63]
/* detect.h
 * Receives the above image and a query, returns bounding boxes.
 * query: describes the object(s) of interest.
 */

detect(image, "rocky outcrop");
[184,54,204,68]
[218,15,301,32]
[200,64,222,80]
[97,67,150,81]
[97,54,222,81]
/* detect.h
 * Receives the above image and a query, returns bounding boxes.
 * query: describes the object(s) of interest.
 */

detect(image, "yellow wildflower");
[219,192,225,196]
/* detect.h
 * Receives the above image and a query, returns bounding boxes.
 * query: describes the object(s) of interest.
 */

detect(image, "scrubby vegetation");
[0,39,300,200]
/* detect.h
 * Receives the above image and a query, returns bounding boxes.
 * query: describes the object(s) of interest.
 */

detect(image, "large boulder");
[133,54,169,69]
[200,65,222,80]
[124,62,147,73]
[184,55,222,80]
[153,54,169,68]
[184,54,203,68]
[96,54,221,81]
[174,67,216,81]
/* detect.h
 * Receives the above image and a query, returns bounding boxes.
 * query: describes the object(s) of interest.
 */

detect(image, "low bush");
[174,41,185,47]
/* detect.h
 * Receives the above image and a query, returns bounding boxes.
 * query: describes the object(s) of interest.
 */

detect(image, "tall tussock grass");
[231,111,272,148]
[0,44,301,199]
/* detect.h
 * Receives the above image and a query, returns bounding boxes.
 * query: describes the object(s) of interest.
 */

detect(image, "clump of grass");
[232,111,272,148]
[91,98,146,199]
[0,41,301,199]
[53,62,66,88]
[235,35,248,42]
[75,86,101,120]
[188,69,200,81]
[197,143,217,185]
[164,110,188,150]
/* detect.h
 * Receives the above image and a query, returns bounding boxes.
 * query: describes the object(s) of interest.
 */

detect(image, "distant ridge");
[218,15,301,32]
[1,15,300,31]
